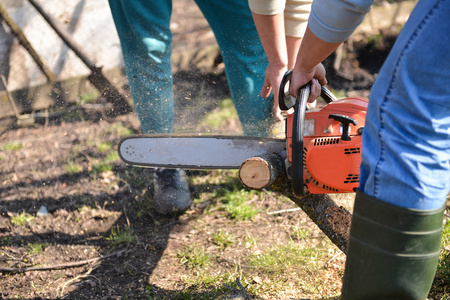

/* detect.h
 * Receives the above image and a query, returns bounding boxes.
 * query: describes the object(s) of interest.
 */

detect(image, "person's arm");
[290,0,373,99]
[250,0,314,120]
[290,26,340,98]
[252,12,289,121]
[252,12,288,71]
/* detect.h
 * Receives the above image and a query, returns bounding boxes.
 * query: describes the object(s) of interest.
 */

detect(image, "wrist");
[267,56,288,69]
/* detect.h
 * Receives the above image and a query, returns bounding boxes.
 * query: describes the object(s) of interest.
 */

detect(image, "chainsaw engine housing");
[286,97,368,194]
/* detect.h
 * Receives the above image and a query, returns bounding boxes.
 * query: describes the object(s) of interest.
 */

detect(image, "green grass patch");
[105,225,136,248]
[249,240,322,275]
[65,160,82,175]
[430,219,450,299]
[0,143,24,152]
[108,122,134,137]
[80,90,100,104]
[213,229,235,250]
[92,161,112,174]
[27,242,48,255]
[289,225,310,241]
[11,211,35,226]
[200,98,238,130]
[91,151,120,174]
[177,244,212,269]
[96,142,112,153]
[220,188,260,221]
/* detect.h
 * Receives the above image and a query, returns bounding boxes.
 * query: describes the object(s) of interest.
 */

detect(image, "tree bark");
[239,153,352,254]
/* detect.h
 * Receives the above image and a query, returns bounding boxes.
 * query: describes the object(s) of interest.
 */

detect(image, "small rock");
[36,205,48,217]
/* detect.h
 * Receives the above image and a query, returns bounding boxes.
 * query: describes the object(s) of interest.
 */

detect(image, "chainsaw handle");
[291,83,310,197]
[278,69,336,111]
[321,86,338,103]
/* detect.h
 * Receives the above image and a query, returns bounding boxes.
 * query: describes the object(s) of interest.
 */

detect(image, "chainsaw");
[118,70,368,197]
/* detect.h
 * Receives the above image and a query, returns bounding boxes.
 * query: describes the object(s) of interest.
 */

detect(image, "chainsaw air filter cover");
[286,97,368,194]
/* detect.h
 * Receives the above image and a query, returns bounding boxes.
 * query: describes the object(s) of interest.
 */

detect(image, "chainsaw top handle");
[278,70,337,197]
[278,69,337,111]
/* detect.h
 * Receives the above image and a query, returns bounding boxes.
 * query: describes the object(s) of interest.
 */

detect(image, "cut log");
[239,153,285,189]
[239,154,352,254]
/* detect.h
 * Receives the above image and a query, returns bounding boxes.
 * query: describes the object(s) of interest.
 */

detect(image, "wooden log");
[277,185,352,254]
[239,153,285,189]
[239,154,352,254]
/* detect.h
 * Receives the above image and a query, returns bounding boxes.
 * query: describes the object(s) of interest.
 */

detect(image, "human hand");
[260,64,287,122]
[290,63,327,102]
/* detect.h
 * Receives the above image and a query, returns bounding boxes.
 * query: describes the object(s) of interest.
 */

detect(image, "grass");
[220,188,261,221]
[80,90,100,104]
[199,98,239,131]
[108,122,134,137]
[91,151,120,174]
[249,240,321,275]
[0,142,24,152]
[11,211,35,226]
[96,142,112,153]
[65,160,82,175]
[177,244,212,269]
[27,242,48,255]
[429,220,450,298]
[212,229,235,249]
[105,225,136,248]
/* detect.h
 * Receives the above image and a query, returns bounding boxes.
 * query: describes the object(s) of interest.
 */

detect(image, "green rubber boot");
[341,190,445,299]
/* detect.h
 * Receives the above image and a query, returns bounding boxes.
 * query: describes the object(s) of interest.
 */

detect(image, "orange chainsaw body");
[286,97,369,194]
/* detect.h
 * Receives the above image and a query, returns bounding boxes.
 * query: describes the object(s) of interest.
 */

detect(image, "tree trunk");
[239,153,352,254]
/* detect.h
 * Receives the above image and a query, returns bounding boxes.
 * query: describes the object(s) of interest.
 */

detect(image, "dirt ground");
[0,1,419,299]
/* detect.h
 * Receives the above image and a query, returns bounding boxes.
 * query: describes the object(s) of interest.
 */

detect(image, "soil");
[0,1,405,299]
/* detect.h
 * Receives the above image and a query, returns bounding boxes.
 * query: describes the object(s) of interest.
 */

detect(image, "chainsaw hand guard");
[291,84,310,197]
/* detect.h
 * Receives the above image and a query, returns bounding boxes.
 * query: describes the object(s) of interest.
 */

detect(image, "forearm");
[251,12,288,68]
[294,26,341,73]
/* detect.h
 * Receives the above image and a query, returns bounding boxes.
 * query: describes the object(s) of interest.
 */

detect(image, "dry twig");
[0,249,126,273]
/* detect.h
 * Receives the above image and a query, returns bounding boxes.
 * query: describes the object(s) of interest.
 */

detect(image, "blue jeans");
[108,0,272,137]
[360,0,450,210]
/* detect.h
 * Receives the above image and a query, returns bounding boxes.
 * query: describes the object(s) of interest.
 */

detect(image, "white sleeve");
[308,0,373,43]
[248,0,286,15]
[284,0,312,37]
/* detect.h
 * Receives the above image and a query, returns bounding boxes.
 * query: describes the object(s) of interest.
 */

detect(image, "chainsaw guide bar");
[119,135,286,170]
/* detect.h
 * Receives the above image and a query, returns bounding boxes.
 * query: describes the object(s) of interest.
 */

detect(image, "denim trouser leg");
[109,0,271,136]
[109,0,174,134]
[195,0,272,137]
[360,0,450,210]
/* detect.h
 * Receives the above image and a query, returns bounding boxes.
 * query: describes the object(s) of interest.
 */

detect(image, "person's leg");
[109,0,191,215]
[195,0,273,137]
[342,0,450,298]
[359,0,450,210]
[108,0,174,134]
